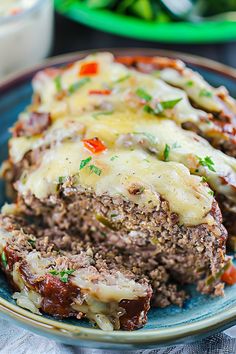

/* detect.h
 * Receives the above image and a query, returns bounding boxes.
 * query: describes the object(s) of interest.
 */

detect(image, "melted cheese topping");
[16,137,213,226]
[159,67,224,112]
[33,53,207,124]
[11,109,236,202]
[13,52,236,226]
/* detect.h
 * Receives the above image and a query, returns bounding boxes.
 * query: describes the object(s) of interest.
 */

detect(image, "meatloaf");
[1,52,236,331]
[5,52,236,241]
[117,55,236,158]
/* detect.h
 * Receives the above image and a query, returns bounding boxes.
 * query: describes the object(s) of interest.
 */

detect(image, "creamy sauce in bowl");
[0,0,38,17]
[0,0,53,78]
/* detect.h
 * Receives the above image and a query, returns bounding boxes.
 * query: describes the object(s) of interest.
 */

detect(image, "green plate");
[54,0,236,43]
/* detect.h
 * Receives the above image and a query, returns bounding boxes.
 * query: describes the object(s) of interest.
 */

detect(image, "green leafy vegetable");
[163,144,170,161]
[80,156,92,170]
[89,164,102,176]
[197,156,216,172]
[68,77,91,94]
[159,98,183,110]
[110,155,119,161]
[58,176,67,184]
[81,0,233,23]
[172,142,181,149]
[1,251,7,268]
[144,98,182,116]
[186,80,194,87]
[117,0,136,13]
[92,111,113,118]
[113,74,131,83]
[199,89,212,98]
[136,88,152,102]
[54,75,62,92]
[152,70,161,78]
[130,0,153,20]
[85,0,116,8]
[143,105,155,114]
[206,260,231,286]
[28,239,36,246]
[49,269,75,283]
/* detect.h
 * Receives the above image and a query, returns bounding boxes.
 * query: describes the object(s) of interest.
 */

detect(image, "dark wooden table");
[53,12,236,68]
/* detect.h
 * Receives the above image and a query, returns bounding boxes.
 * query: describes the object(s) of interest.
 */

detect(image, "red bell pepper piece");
[83,137,107,153]
[89,89,111,95]
[79,62,98,76]
[221,264,236,285]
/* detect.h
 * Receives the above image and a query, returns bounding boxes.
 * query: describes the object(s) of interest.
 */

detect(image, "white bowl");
[0,0,53,79]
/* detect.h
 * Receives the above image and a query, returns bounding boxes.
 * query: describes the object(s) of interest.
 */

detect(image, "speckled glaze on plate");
[1,49,236,349]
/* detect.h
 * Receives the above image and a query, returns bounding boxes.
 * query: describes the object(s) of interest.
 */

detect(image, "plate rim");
[1,48,236,347]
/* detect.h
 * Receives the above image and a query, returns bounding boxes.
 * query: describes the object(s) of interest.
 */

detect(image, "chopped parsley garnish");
[49,269,75,283]
[208,190,214,196]
[152,70,161,78]
[197,156,216,172]
[201,176,208,183]
[159,98,183,110]
[144,98,182,116]
[68,77,91,95]
[79,158,102,176]
[28,239,36,247]
[58,176,67,184]
[172,142,181,149]
[110,155,119,161]
[110,213,118,218]
[89,164,102,176]
[199,88,212,98]
[163,144,170,161]
[186,80,194,87]
[92,111,113,118]
[54,75,62,92]
[1,251,7,268]
[113,74,131,83]
[80,156,92,170]
[136,88,152,102]
[143,105,155,114]
[21,173,27,185]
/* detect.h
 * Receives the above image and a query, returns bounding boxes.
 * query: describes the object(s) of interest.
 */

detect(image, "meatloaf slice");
[117,55,236,158]
[3,117,229,299]
[13,177,227,298]
[5,107,236,248]
[0,210,191,330]
[0,213,156,331]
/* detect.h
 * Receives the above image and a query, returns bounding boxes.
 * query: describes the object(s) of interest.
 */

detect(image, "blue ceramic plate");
[1,49,236,349]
